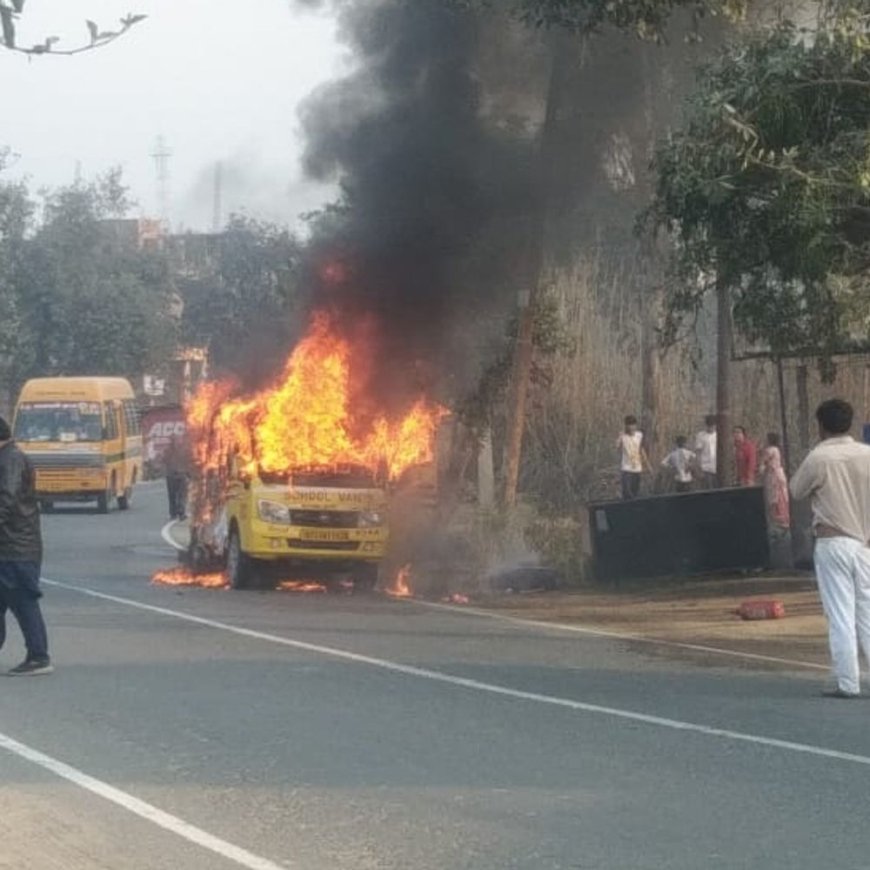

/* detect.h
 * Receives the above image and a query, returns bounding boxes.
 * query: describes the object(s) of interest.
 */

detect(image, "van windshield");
[259,464,379,488]
[14,402,104,443]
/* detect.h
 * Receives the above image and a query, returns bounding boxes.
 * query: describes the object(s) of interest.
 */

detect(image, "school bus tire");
[118,486,132,511]
[97,473,116,514]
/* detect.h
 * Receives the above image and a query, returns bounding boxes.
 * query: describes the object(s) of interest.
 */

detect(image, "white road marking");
[402,599,830,672]
[155,521,825,672]
[161,519,186,552]
[0,731,290,870]
[42,578,870,768]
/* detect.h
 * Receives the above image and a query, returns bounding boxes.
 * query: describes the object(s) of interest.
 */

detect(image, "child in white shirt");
[661,435,695,493]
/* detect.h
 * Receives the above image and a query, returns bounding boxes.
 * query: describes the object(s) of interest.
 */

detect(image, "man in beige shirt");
[790,398,870,698]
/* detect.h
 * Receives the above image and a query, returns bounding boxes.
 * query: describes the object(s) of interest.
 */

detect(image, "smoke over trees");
[290,0,733,506]
[296,0,542,415]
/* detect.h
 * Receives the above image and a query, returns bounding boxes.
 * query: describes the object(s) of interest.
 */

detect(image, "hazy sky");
[1,0,344,230]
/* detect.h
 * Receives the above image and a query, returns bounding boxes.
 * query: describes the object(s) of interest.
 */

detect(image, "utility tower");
[212,161,223,233]
[150,135,172,230]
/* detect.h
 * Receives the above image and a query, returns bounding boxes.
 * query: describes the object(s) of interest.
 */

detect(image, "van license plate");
[296,530,350,542]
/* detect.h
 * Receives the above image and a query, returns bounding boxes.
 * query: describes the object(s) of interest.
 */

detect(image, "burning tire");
[353,563,379,594]
[225,525,261,590]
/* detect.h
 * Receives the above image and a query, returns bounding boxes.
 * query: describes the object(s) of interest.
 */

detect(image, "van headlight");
[359,509,385,528]
[258,500,291,524]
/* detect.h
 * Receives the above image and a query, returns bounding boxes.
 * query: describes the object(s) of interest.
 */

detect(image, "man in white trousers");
[791,398,870,698]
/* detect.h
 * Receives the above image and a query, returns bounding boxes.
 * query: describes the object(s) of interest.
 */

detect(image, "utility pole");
[796,363,810,458]
[715,279,733,486]
[151,135,172,231]
[776,358,791,476]
[212,161,223,233]
[502,34,573,508]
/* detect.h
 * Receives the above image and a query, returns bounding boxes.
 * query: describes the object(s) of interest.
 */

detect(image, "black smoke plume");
[296,0,540,416]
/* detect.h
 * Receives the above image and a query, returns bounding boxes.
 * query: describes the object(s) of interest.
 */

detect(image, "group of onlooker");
[616,413,791,532]
[617,399,870,700]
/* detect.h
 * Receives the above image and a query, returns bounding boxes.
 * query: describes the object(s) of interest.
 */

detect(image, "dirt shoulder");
[469,573,829,668]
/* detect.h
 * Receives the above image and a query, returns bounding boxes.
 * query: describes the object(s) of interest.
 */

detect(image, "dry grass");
[521,259,870,511]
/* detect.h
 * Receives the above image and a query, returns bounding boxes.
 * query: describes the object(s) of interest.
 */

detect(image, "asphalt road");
[1,481,869,870]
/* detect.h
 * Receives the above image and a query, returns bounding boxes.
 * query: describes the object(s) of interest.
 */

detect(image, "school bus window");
[123,401,140,435]
[104,403,119,440]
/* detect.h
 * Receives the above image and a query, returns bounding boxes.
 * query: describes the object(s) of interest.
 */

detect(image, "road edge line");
[161,519,186,552]
[154,513,825,672]
[401,599,830,672]
[0,730,291,870]
[42,578,870,769]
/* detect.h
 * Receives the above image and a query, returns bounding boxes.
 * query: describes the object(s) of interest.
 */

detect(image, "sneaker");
[7,658,54,677]
[821,688,859,699]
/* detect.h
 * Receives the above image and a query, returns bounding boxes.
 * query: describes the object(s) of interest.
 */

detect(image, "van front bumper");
[244,522,388,562]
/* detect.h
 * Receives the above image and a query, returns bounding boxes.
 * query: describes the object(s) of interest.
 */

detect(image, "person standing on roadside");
[694,415,718,489]
[762,432,790,532]
[163,434,191,521]
[0,416,52,676]
[661,435,695,493]
[733,426,758,486]
[791,399,870,699]
[616,415,650,500]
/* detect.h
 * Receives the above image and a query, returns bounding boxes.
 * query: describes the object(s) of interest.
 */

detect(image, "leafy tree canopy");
[452,0,747,37]
[645,3,870,369]
[177,215,303,384]
[0,167,177,396]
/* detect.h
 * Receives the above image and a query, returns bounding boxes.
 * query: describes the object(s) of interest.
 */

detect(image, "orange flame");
[387,564,413,598]
[151,568,228,589]
[186,311,444,481]
[277,581,328,594]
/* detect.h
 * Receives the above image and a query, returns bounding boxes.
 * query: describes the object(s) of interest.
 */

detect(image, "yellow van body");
[13,377,143,513]
[225,467,388,590]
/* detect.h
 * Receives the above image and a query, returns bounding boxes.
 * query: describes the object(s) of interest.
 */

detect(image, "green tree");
[177,215,303,383]
[456,0,747,36]
[0,150,33,410]
[645,6,870,370]
[455,0,749,504]
[16,171,176,381]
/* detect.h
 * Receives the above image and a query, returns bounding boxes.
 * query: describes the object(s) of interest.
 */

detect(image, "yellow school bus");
[13,377,143,513]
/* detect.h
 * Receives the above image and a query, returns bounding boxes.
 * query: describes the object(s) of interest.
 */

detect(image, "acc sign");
[147,421,186,439]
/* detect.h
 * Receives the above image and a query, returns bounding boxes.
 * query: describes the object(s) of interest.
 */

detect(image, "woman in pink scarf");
[761,432,790,530]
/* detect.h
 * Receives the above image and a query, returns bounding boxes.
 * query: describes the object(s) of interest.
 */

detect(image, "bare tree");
[0,2,145,56]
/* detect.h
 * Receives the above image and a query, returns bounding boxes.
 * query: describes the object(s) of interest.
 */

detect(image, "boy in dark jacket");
[0,416,52,675]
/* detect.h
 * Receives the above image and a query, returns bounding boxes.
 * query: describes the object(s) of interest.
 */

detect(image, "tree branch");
[0,11,146,55]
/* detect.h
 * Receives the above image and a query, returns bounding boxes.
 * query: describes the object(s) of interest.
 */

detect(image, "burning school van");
[183,313,443,590]
[189,459,389,591]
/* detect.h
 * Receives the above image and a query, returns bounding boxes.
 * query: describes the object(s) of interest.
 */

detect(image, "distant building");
[141,346,208,408]
[166,232,224,279]
[98,218,165,253]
